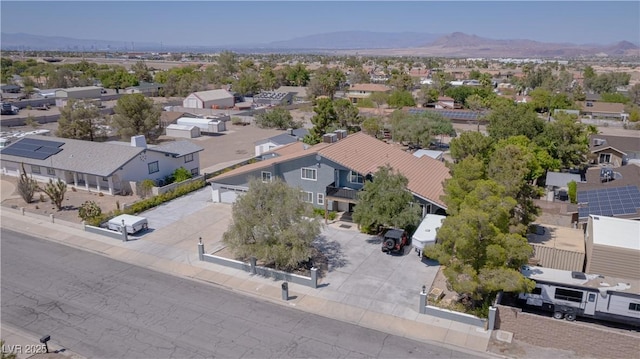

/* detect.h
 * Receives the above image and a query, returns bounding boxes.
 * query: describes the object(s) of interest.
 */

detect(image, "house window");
[184,153,194,163]
[300,191,313,203]
[586,102,593,107]
[599,153,611,163]
[261,171,272,182]
[532,287,542,295]
[301,167,317,181]
[47,167,55,176]
[554,288,583,303]
[190,168,199,176]
[148,161,159,174]
[629,303,640,311]
[317,193,324,205]
[102,177,108,182]
[349,171,364,184]
[31,165,41,174]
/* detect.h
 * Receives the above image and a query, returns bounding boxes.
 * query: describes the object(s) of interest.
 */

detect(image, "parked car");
[1,102,19,115]
[381,228,409,254]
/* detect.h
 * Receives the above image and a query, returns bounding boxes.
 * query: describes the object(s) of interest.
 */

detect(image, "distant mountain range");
[2,31,638,57]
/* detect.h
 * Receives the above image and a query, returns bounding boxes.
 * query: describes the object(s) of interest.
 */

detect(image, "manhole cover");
[339,224,352,229]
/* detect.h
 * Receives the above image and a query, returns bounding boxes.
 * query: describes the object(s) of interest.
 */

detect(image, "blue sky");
[1,1,638,46]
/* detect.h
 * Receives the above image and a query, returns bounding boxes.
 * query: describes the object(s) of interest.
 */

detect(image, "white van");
[411,214,446,256]
[108,214,148,234]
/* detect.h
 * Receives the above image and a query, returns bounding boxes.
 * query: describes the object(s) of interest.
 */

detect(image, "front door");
[348,203,355,213]
[584,292,597,316]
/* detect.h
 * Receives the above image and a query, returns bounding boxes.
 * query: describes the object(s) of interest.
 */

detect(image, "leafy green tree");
[600,92,630,104]
[387,90,415,108]
[360,116,383,137]
[441,156,486,216]
[416,85,439,107]
[387,72,414,91]
[465,94,487,132]
[348,67,371,84]
[56,99,106,141]
[629,83,640,105]
[78,201,102,222]
[307,67,344,99]
[17,163,38,204]
[425,180,535,314]
[304,98,338,145]
[369,91,389,112]
[260,66,277,90]
[535,113,592,169]
[255,107,299,130]
[393,111,452,147]
[100,67,138,92]
[42,178,67,210]
[449,131,493,162]
[234,70,261,95]
[222,178,321,270]
[333,98,361,131]
[112,94,162,142]
[286,63,310,86]
[352,165,422,233]
[486,102,545,141]
[217,51,238,78]
[130,61,153,82]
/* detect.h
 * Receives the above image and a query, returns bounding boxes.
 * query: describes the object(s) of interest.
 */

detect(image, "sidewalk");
[0,208,493,357]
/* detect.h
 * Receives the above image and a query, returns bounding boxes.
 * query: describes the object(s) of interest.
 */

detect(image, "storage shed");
[166,124,200,139]
[586,215,640,279]
[183,89,234,109]
[526,223,586,272]
[55,86,103,99]
[176,117,226,134]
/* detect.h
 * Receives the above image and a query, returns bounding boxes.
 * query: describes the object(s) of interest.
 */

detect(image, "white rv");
[411,214,446,256]
[108,214,148,235]
[519,266,640,326]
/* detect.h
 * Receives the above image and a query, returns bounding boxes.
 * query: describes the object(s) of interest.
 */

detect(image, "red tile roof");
[213,132,450,207]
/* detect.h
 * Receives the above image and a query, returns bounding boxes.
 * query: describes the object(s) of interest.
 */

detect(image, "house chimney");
[131,135,147,148]
[334,129,347,140]
[323,133,337,143]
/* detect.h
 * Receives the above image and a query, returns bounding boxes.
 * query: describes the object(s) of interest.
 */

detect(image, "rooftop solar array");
[577,185,640,218]
[406,108,487,121]
[0,137,64,160]
[255,92,289,100]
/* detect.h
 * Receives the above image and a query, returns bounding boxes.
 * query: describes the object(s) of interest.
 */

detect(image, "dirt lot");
[1,175,126,224]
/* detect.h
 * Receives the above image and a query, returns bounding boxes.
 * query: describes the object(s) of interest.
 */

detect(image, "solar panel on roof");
[577,185,640,218]
[0,137,64,160]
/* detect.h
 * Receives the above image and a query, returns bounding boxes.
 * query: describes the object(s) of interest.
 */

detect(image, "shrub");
[173,167,192,182]
[140,179,155,198]
[312,208,338,220]
[568,180,577,204]
[78,201,102,221]
[231,117,243,125]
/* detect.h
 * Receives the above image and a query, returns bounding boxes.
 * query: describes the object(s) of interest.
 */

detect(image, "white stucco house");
[0,135,204,195]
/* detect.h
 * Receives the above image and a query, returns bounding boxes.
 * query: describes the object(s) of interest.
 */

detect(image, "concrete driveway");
[133,186,439,318]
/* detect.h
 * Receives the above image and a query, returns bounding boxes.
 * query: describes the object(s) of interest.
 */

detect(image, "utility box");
[108,214,148,234]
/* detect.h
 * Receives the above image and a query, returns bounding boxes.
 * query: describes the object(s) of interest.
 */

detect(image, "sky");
[1,1,639,46]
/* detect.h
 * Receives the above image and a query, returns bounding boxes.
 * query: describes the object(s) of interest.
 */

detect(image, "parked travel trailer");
[411,214,446,256]
[107,214,148,235]
[518,266,640,326]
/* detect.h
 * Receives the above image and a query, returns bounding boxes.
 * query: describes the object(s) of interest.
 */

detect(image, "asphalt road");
[1,228,482,359]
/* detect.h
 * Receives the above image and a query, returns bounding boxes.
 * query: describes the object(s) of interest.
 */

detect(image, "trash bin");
[281,282,289,301]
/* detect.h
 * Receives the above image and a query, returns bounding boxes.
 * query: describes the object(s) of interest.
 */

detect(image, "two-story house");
[590,134,640,167]
[346,84,392,104]
[211,132,450,219]
[0,135,203,195]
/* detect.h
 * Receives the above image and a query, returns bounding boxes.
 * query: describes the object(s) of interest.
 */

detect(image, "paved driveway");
[134,187,440,318]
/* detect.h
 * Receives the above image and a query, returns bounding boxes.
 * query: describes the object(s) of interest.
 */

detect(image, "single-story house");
[212,131,450,217]
[0,135,203,195]
[577,101,628,120]
[347,84,391,104]
[586,215,640,279]
[590,134,640,167]
[1,84,22,93]
[275,86,309,102]
[124,82,164,96]
[253,91,293,107]
[183,89,234,109]
[254,128,309,156]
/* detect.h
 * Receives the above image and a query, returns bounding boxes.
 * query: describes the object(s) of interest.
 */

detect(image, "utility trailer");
[518,266,640,326]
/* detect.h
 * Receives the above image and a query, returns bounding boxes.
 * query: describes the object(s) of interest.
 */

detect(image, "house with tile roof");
[0,135,203,195]
[212,131,450,217]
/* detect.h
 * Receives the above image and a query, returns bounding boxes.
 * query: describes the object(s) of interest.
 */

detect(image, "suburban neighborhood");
[1,2,640,358]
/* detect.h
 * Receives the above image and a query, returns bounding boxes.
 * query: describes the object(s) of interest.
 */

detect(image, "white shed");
[176,117,226,134]
[166,124,201,138]
[183,89,234,109]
